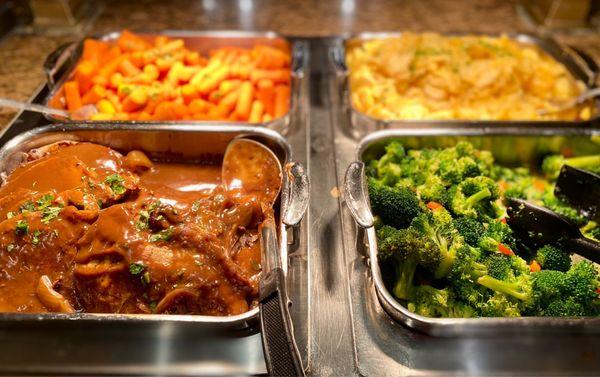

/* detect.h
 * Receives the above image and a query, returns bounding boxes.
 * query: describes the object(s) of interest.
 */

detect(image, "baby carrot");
[196,65,230,95]
[248,100,264,123]
[234,82,254,120]
[250,69,290,84]
[74,60,95,92]
[82,85,106,105]
[64,81,82,111]
[256,79,275,115]
[119,58,142,77]
[217,89,240,116]
[273,85,290,118]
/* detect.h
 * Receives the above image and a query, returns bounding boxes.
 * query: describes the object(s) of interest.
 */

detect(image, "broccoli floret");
[477,274,533,303]
[535,245,571,272]
[417,174,447,205]
[407,285,477,318]
[542,192,587,227]
[368,178,422,229]
[453,216,485,247]
[479,292,522,317]
[447,177,499,219]
[438,156,480,185]
[376,226,440,300]
[542,154,600,179]
[564,261,599,306]
[411,209,462,279]
[544,298,586,317]
[532,270,568,309]
[484,253,512,280]
[448,245,488,306]
[478,220,517,254]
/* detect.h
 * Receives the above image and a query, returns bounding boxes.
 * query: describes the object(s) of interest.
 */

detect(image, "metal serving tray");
[0,123,309,375]
[41,31,307,135]
[344,127,600,337]
[332,32,600,138]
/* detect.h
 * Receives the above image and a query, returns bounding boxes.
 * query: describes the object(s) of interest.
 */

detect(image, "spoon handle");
[563,237,600,264]
[0,98,69,118]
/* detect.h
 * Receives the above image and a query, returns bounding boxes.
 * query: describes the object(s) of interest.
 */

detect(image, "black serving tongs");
[506,166,600,263]
[222,139,305,377]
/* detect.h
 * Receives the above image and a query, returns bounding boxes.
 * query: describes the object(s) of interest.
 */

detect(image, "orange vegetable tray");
[42,30,305,133]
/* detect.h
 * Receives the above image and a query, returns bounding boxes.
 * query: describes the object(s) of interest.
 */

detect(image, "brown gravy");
[0,142,267,315]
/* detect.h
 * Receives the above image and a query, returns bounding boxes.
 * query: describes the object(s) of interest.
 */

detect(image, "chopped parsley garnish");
[149,227,174,243]
[41,206,62,224]
[19,201,35,213]
[136,210,150,230]
[15,220,28,235]
[104,174,126,195]
[6,244,15,252]
[36,194,55,209]
[6,211,14,219]
[149,301,157,311]
[129,262,145,275]
[141,271,151,285]
[250,259,261,272]
[31,230,42,245]
[97,199,103,208]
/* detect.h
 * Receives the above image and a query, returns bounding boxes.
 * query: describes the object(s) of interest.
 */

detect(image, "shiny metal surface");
[0,122,311,375]
[332,32,600,138]
[41,30,308,135]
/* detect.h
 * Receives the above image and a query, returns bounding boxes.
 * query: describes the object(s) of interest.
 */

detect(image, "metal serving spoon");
[0,98,97,120]
[537,87,600,116]
[506,197,600,264]
[222,138,304,377]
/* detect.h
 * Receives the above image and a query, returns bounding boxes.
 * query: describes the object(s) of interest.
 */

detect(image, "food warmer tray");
[0,36,599,377]
[41,30,307,136]
[331,32,600,138]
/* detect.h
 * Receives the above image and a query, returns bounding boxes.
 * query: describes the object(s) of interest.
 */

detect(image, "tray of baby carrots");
[43,30,302,132]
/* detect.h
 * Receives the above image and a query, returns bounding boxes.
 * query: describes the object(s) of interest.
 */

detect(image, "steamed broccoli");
[479,292,522,317]
[453,216,485,247]
[447,177,500,219]
[367,140,600,319]
[478,220,517,255]
[407,285,477,318]
[410,208,462,279]
[368,178,422,229]
[535,245,571,272]
[438,156,480,185]
[542,154,600,179]
[564,261,599,307]
[531,270,568,313]
[544,298,586,317]
[376,225,440,300]
[542,191,587,227]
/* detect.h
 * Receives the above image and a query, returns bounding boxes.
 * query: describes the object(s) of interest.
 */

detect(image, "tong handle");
[43,42,77,89]
[260,267,304,377]
[563,237,600,265]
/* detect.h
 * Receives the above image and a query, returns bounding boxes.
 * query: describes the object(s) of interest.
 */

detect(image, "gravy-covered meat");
[0,143,266,315]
